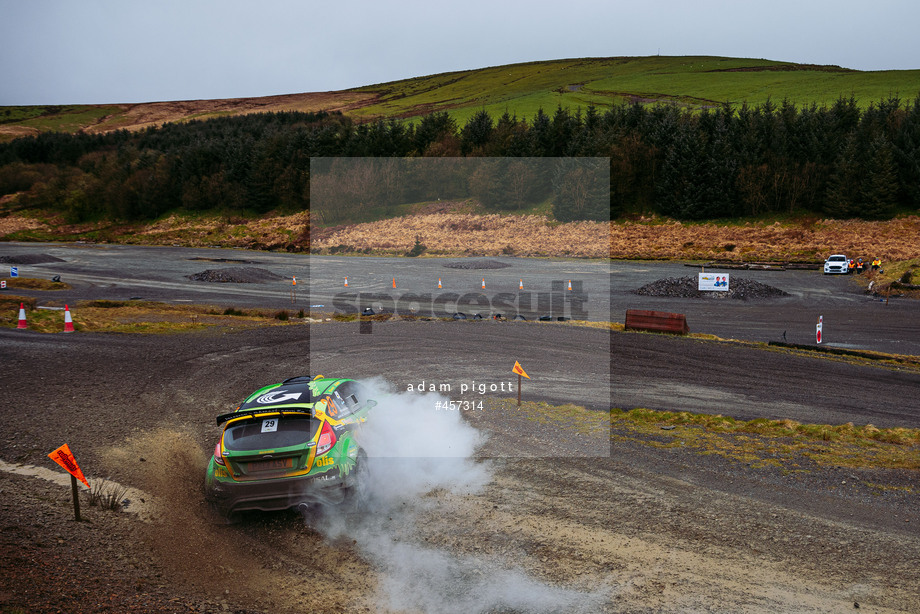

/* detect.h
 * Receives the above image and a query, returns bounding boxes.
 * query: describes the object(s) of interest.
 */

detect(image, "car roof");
[237,376,348,412]
[216,377,364,426]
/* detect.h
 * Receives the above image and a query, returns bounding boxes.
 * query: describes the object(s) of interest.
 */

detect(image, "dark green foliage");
[0,112,338,221]
[406,235,427,257]
[825,132,899,220]
[893,96,920,205]
[2,95,920,223]
[861,135,900,220]
[552,158,610,222]
[460,110,494,155]
[468,158,545,209]
[656,109,738,220]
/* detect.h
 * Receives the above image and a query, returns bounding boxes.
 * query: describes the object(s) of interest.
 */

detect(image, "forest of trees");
[310,157,609,224]
[1,95,919,224]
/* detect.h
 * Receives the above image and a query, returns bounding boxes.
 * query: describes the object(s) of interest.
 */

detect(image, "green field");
[2,56,919,137]
[1,104,122,132]
[349,55,920,124]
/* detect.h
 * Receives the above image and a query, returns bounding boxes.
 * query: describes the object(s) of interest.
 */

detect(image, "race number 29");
[261,418,278,433]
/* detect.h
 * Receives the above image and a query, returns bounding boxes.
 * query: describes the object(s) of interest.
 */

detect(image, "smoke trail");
[354,377,491,506]
[310,379,606,613]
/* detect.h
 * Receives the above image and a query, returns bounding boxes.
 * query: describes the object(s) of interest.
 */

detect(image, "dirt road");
[1,324,918,613]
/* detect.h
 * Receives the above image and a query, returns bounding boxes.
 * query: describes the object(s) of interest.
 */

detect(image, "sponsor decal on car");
[254,389,303,404]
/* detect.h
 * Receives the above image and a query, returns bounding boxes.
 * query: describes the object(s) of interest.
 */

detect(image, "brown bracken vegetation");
[311,214,920,262]
[3,210,920,263]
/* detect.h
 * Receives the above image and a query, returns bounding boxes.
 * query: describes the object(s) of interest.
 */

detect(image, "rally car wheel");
[342,450,369,505]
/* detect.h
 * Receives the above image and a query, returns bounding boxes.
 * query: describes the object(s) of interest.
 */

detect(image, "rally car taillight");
[213,442,225,466]
[316,421,336,456]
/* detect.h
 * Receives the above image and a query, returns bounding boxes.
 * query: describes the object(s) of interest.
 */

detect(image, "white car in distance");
[823,254,849,274]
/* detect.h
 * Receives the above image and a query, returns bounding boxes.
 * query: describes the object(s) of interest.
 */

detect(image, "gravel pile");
[443,259,512,270]
[187,267,284,283]
[635,276,790,300]
[0,254,65,264]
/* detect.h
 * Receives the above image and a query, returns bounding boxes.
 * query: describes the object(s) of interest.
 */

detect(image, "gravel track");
[1,324,918,613]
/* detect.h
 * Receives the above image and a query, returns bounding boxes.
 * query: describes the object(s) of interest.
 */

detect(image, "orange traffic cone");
[481,278,486,289]
[344,277,348,287]
[568,280,573,291]
[519,279,524,290]
[392,277,396,289]
[63,304,75,333]
[17,302,28,329]
[438,278,442,288]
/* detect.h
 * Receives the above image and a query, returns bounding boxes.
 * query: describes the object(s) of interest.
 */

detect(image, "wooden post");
[71,474,81,522]
[517,373,522,406]
[48,444,89,520]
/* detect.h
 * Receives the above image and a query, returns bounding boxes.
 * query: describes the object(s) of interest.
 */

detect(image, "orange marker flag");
[512,361,530,379]
[48,444,90,488]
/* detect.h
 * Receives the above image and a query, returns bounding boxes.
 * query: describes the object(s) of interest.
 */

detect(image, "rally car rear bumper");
[206,470,353,516]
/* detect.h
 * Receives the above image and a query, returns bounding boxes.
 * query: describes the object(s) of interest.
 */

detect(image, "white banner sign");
[698,273,730,291]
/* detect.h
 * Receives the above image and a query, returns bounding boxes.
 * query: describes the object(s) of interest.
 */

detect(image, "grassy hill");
[2,56,919,141]
[349,56,920,126]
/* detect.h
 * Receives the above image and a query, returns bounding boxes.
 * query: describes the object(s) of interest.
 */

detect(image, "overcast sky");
[2,0,918,106]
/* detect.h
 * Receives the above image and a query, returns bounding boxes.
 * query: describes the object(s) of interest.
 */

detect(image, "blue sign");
[10,267,18,278]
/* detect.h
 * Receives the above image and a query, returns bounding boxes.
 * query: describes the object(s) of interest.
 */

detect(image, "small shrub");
[88,479,128,511]
[274,310,289,321]
[406,235,427,257]
[297,309,305,318]
[222,307,244,316]
[869,427,918,445]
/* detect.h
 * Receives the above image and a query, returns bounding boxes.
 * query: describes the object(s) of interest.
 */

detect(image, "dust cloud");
[312,379,606,613]
[98,428,282,603]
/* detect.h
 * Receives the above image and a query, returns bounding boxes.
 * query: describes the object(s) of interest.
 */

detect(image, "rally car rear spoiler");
[215,407,313,426]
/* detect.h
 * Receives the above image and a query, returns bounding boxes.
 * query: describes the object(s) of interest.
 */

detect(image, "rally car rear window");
[328,381,371,419]
[223,417,320,451]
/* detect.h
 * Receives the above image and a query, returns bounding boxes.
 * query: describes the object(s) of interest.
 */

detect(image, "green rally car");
[204,375,375,518]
